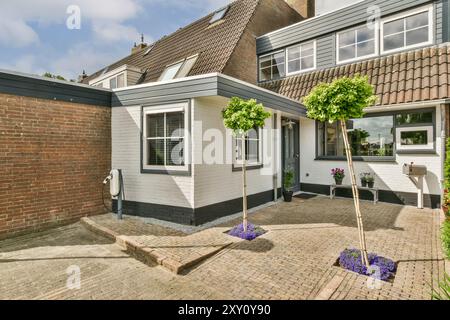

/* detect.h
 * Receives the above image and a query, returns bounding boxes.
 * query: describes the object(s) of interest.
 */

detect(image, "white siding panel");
[112,106,194,208]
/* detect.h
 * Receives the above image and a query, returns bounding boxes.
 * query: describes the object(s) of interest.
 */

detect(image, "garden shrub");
[339,248,396,281]
[443,220,450,259]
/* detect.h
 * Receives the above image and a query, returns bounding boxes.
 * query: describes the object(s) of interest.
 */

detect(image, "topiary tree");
[222,97,271,232]
[303,75,377,267]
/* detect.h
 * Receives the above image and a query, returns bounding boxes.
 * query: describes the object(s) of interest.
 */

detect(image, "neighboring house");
[258,0,450,208]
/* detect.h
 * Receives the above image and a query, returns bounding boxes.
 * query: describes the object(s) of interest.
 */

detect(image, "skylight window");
[209,6,229,24]
[143,45,154,56]
[158,55,199,81]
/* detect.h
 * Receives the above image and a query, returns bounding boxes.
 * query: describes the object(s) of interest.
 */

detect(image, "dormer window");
[109,73,125,89]
[337,25,378,64]
[158,55,198,81]
[210,6,229,24]
[381,5,433,54]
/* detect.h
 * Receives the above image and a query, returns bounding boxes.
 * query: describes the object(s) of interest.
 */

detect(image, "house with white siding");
[81,0,450,225]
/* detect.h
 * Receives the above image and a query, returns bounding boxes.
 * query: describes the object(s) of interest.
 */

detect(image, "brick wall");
[0,93,111,239]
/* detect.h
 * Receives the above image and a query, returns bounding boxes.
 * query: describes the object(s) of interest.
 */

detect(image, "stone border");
[80,217,232,274]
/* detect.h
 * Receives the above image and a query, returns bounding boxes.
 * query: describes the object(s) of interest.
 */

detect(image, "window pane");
[406,11,429,29]
[339,30,355,47]
[176,56,198,78]
[357,26,373,42]
[384,33,404,51]
[260,67,271,81]
[401,131,428,145]
[326,123,338,156]
[396,112,433,125]
[384,19,405,36]
[166,139,184,166]
[347,116,394,157]
[301,56,314,70]
[273,52,285,65]
[301,42,315,53]
[246,139,259,162]
[259,56,271,68]
[248,128,258,140]
[406,26,429,46]
[148,139,165,165]
[339,45,356,61]
[288,60,300,73]
[117,74,125,88]
[272,63,285,79]
[147,114,165,138]
[287,46,300,61]
[357,40,375,57]
[166,112,184,137]
[159,62,183,81]
[109,77,117,89]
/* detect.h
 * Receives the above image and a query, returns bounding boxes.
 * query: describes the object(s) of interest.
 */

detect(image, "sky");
[0,0,360,81]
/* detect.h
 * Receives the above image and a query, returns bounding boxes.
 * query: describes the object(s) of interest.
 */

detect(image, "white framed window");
[381,5,433,54]
[396,126,434,151]
[109,73,125,89]
[286,41,316,75]
[142,103,190,172]
[210,6,229,24]
[158,55,198,82]
[259,50,285,81]
[233,128,263,167]
[337,24,378,64]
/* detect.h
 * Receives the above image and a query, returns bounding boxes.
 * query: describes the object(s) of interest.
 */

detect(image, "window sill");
[141,167,191,176]
[314,157,397,163]
[232,164,264,172]
[396,150,437,155]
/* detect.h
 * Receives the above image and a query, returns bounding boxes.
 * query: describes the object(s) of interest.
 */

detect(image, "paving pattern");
[0,196,445,300]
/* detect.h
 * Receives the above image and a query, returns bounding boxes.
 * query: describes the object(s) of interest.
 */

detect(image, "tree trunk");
[340,120,370,267]
[242,134,248,233]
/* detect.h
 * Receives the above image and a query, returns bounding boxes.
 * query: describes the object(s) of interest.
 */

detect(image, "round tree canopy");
[222,97,271,135]
[303,75,377,123]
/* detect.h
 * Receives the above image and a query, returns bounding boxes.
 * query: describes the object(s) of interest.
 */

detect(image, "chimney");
[131,33,148,54]
[285,0,315,19]
[78,70,88,83]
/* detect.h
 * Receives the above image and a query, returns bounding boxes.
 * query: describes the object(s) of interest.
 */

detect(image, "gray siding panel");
[112,74,305,116]
[316,35,336,69]
[0,70,111,106]
[257,0,438,54]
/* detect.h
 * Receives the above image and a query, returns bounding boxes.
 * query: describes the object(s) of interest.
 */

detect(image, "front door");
[282,118,300,192]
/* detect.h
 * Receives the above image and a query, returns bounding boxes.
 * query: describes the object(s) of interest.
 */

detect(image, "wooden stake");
[242,134,248,233]
[340,120,370,267]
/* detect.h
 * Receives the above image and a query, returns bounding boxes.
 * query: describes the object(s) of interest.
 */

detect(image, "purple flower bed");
[338,249,397,281]
[227,223,266,241]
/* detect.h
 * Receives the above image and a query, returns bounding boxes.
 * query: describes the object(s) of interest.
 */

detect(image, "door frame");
[281,117,300,192]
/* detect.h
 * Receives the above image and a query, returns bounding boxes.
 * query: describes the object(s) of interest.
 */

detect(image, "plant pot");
[360,179,367,187]
[283,190,293,202]
[334,178,343,185]
[367,181,375,188]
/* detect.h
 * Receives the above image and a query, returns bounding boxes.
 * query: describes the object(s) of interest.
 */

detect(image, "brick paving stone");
[0,197,445,300]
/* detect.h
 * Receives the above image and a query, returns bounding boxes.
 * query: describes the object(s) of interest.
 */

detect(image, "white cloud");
[0,54,45,75]
[0,19,39,48]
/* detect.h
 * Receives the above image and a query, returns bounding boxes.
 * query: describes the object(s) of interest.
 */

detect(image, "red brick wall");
[0,93,111,239]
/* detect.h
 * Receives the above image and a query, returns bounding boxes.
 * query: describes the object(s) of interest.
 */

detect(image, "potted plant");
[360,173,368,187]
[283,170,294,202]
[365,174,375,188]
[331,168,345,185]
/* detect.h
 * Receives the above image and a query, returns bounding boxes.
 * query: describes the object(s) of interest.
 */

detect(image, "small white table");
[330,184,379,204]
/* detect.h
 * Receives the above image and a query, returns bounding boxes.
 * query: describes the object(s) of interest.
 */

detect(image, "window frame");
[209,6,229,24]
[258,50,286,82]
[315,108,437,162]
[232,128,264,172]
[141,101,191,175]
[286,40,317,76]
[380,5,434,55]
[336,23,379,64]
[158,55,199,82]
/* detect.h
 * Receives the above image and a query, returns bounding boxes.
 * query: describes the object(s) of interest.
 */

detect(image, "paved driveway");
[0,196,445,300]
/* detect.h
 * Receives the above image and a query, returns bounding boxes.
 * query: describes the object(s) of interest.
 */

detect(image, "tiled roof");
[83,0,260,85]
[260,45,450,106]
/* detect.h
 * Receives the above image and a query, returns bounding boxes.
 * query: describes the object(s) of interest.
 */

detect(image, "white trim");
[285,40,317,76]
[89,64,141,86]
[396,125,434,151]
[336,22,379,65]
[380,4,434,55]
[142,102,190,172]
[364,100,447,113]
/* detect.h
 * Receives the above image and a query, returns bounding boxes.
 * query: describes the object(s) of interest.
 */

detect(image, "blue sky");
[0,0,359,80]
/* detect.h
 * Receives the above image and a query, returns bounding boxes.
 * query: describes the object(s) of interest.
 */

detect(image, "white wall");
[192,96,280,209]
[112,106,194,208]
[299,105,443,196]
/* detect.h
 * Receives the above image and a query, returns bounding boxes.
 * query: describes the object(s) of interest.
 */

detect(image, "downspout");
[273,112,278,201]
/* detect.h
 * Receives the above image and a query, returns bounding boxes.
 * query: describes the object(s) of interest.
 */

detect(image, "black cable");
[102,182,112,212]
